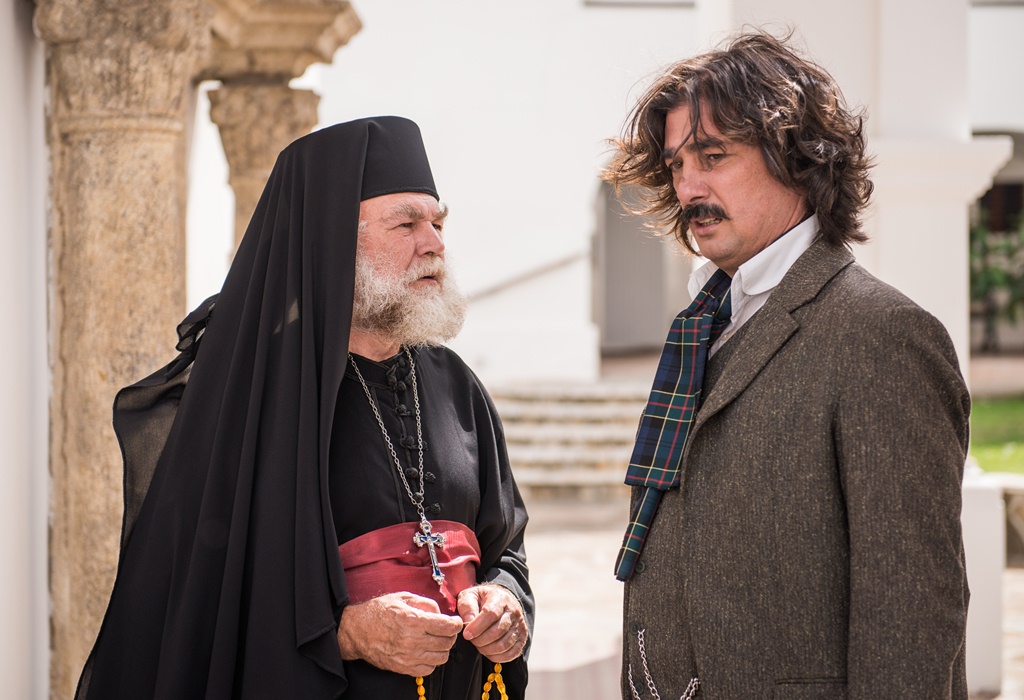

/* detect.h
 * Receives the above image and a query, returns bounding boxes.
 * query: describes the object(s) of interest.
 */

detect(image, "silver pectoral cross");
[413,520,447,587]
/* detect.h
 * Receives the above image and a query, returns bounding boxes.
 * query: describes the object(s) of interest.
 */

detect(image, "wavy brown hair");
[603,30,873,253]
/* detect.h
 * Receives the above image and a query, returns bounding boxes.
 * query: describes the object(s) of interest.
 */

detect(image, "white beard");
[351,252,468,348]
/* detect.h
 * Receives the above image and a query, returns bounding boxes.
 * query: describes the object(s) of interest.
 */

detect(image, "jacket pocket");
[772,678,847,700]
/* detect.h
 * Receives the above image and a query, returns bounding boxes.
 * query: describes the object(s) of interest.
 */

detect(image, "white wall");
[970,5,1024,133]
[311,1,703,382]
[184,4,1024,377]
[697,0,878,116]
[186,84,235,309]
[0,0,49,698]
[187,0,701,383]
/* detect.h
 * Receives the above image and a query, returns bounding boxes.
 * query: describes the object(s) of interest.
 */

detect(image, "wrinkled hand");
[457,584,528,663]
[337,592,464,677]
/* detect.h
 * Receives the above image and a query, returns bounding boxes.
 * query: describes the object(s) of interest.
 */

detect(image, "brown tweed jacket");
[621,239,971,700]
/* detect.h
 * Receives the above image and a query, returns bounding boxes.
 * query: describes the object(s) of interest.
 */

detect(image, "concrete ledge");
[964,466,1007,695]
[985,472,1024,564]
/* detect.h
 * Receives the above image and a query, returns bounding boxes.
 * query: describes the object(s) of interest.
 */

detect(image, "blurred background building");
[3,0,1023,697]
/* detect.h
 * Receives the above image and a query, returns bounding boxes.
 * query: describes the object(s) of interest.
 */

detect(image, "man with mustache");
[76,117,532,700]
[604,32,970,699]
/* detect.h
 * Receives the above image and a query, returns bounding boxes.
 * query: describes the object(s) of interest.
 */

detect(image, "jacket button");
[428,503,442,515]
[395,380,407,392]
[425,471,436,483]
[634,560,647,573]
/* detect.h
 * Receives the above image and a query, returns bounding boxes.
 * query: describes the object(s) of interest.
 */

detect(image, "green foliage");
[970,394,1024,474]
[970,215,1024,352]
[971,444,1024,475]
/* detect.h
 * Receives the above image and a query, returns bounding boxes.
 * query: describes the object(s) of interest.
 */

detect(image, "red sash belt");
[338,520,481,614]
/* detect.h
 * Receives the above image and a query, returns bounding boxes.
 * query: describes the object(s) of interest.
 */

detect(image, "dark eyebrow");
[662,135,727,162]
[661,144,683,161]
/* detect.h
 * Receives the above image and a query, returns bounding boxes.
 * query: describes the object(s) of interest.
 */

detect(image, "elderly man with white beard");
[335,171,532,698]
[77,117,532,700]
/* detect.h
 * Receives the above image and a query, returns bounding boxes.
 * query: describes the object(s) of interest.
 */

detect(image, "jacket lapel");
[688,239,856,436]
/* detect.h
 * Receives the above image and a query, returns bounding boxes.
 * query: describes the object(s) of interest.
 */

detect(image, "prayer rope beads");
[415,663,507,700]
[481,663,507,700]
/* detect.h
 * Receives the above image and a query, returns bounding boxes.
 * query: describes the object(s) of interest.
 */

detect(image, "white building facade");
[4,0,1022,696]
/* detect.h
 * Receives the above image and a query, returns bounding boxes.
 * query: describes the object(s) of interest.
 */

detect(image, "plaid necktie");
[614,268,732,581]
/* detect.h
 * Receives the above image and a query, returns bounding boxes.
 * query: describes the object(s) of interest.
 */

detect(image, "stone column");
[33,1,212,696]
[208,84,320,245]
[197,0,360,247]
[867,0,1011,369]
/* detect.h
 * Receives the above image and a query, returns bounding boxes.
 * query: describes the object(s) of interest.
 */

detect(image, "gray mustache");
[404,258,446,284]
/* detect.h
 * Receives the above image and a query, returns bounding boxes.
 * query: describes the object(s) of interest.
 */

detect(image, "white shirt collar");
[687,214,820,301]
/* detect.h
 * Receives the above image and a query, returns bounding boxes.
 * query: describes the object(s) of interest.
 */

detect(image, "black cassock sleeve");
[331,347,533,700]
[470,379,533,700]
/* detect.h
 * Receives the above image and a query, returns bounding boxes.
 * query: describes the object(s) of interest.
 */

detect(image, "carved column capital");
[195,2,361,244]
[208,83,320,244]
[35,0,214,131]
[199,0,361,81]
[209,83,320,175]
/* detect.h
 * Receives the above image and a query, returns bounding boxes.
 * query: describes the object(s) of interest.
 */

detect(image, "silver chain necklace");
[347,347,447,587]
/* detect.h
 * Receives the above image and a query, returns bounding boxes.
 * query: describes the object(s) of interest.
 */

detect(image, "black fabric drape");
[77,117,444,699]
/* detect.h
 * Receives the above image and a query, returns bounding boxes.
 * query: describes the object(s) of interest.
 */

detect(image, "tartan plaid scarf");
[614,268,732,581]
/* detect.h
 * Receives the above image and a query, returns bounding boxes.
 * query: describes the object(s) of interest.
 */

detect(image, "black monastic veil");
[77,117,531,699]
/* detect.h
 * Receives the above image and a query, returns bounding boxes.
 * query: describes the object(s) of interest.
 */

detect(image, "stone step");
[513,466,627,485]
[512,467,630,501]
[490,381,645,500]
[491,381,649,403]
[506,443,631,472]
[503,421,638,446]
[494,399,645,424]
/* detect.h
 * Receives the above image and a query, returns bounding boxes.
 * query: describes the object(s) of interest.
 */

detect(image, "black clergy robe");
[75,119,528,700]
[332,347,532,700]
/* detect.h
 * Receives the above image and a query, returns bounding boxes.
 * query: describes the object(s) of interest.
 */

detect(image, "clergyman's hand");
[457,584,528,663]
[337,592,464,677]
